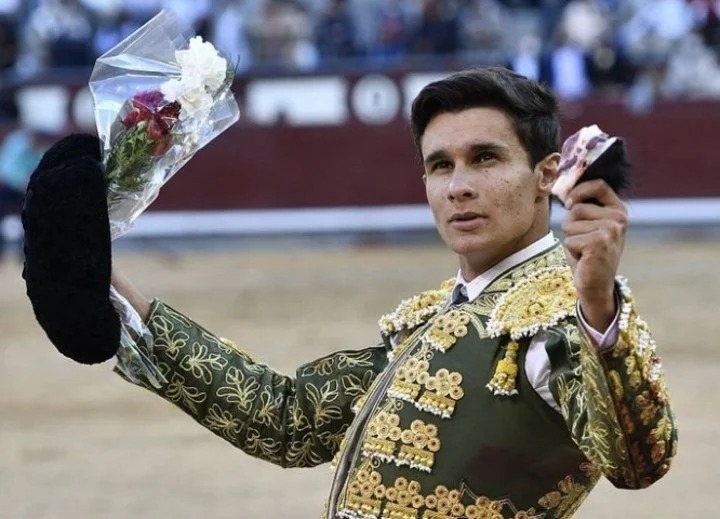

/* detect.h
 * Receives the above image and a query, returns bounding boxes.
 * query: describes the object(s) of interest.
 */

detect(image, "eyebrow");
[423,142,508,167]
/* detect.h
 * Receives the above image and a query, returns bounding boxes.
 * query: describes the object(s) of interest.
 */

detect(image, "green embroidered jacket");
[117,244,677,518]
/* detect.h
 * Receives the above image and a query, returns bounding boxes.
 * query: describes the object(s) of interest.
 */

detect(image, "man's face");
[421,107,557,277]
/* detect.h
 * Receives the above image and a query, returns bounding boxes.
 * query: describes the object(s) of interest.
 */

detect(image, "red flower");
[132,90,165,111]
[122,111,140,127]
[120,90,181,155]
[151,135,172,156]
[146,118,168,141]
[159,101,181,120]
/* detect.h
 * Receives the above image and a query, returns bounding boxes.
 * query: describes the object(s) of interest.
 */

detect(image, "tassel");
[486,341,519,396]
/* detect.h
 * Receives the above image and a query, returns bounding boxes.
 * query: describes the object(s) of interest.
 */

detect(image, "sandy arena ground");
[1,236,718,518]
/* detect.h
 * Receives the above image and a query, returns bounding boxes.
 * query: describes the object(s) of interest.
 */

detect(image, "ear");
[534,152,560,196]
[422,173,428,185]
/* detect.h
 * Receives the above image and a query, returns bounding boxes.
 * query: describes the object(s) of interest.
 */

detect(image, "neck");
[458,226,550,281]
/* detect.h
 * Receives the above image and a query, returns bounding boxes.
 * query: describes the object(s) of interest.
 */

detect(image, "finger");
[566,224,625,258]
[567,202,628,226]
[564,233,592,261]
[566,179,624,209]
[562,219,599,236]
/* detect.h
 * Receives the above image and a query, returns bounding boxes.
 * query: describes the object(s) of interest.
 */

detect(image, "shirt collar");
[451,231,558,303]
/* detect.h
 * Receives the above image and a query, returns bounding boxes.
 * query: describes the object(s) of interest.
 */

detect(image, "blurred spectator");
[618,0,696,66]
[0,13,16,72]
[316,0,357,60]
[510,34,542,81]
[161,0,212,31]
[209,0,252,71]
[248,0,318,69]
[92,7,131,56]
[688,0,720,51]
[663,31,720,98]
[559,0,610,52]
[121,0,162,29]
[0,0,20,16]
[19,0,95,75]
[0,0,719,105]
[547,29,592,100]
[371,0,410,62]
[460,0,506,60]
[538,0,570,46]
[409,0,460,56]
[0,128,51,261]
[0,11,18,120]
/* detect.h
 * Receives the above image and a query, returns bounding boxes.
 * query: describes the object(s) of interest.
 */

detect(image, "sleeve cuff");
[576,291,621,352]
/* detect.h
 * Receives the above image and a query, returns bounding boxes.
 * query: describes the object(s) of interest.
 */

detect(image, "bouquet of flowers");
[89,10,240,386]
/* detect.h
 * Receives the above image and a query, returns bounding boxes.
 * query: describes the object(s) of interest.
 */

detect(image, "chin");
[446,235,493,257]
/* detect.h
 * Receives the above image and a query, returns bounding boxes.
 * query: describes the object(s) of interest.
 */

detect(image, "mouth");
[449,212,486,223]
[448,212,487,231]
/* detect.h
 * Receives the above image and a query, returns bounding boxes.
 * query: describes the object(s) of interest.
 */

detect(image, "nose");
[447,167,478,202]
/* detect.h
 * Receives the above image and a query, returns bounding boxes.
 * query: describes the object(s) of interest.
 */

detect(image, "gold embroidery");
[537,475,589,518]
[343,371,378,410]
[305,379,343,426]
[362,414,441,473]
[486,341,520,396]
[153,320,189,360]
[487,266,577,340]
[614,277,669,401]
[339,470,547,519]
[217,337,253,361]
[388,358,428,402]
[486,245,568,294]
[388,359,464,419]
[417,369,464,418]
[179,342,229,384]
[165,372,207,414]
[552,324,644,488]
[201,404,243,442]
[378,279,454,337]
[302,350,379,377]
[216,366,260,413]
[421,310,471,353]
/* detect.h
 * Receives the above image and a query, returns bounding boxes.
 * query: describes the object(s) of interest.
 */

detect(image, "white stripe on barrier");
[3,198,719,240]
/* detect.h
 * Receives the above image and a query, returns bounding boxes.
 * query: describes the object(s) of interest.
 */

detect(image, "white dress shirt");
[449,232,619,412]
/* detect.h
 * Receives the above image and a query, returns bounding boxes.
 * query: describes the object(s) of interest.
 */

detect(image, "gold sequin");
[422,310,471,353]
[388,360,465,419]
[361,414,441,473]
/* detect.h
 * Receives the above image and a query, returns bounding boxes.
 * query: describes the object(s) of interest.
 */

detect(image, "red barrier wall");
[152,99,719,211]
[10,71,720,210]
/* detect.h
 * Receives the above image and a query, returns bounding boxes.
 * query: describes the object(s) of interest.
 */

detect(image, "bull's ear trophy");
[553,125,632,205]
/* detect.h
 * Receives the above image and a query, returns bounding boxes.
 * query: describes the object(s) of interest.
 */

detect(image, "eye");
[474,151,496,164]
[430,160,452,173]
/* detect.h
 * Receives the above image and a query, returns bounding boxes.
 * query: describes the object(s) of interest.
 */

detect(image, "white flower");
[177,87,214,120]
[159,36,228,120]
[177,36,227,92]
[159,78,185,102]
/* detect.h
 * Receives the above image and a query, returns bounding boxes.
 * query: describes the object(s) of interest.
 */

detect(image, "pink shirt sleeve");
[576,302,620,352]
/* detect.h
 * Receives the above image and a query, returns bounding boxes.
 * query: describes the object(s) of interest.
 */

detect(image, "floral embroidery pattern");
[487,266,577,340]
[127,300,387,470]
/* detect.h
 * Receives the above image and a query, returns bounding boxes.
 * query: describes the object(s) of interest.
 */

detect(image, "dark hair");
[410,67,560,166]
